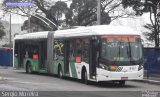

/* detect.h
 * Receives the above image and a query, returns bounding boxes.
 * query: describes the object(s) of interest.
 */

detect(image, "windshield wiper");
[112,41,121,65]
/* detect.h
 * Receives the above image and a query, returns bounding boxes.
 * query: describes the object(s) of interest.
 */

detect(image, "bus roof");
[14,25,140,40]
[14,31,49,40]
[54,25,140,38]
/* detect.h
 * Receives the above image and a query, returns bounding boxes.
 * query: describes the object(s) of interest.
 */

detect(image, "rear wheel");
[58,66,63,78]
[26,62,32,74]
[82,69,88,85]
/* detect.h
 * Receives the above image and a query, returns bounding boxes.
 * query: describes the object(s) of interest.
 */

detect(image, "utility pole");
[28,0,31,33]
[9,14,11,47]
[28,12,31,33]
[5,1,33,33]
[97,0,101,25]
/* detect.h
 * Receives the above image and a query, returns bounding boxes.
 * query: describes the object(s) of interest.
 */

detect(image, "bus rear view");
[97,35,143,85]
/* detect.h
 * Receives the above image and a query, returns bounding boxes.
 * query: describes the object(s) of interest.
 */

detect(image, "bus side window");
[81,38,89,63]
[69,42,73,57]
[72,38,90,63]
[76,38,82,56]
[54,39,64,58]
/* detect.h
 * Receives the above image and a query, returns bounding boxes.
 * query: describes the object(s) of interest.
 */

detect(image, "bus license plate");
[121,77,128,80]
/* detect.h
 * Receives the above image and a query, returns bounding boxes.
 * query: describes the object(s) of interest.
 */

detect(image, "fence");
[144,47,160,78]
[0,48,13,67]
[0,47,160,76]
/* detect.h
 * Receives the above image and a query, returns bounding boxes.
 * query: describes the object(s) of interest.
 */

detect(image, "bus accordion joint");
[33,54,39,59]
[75,57,81,63]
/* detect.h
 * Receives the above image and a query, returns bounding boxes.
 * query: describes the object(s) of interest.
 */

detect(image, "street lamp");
[5,1,33,46]
[5,1,58,32]
[31,14,54,30]
[32,13,58,29]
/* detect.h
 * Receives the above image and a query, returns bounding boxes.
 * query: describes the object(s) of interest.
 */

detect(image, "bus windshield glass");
[100,36,143,64]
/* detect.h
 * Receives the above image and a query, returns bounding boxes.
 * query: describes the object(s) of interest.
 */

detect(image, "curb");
[134,79,160,85]
[0,66,9,69]
[0,77,7,81]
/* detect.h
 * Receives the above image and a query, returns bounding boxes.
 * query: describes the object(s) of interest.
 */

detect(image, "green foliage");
[49,1,69,26]
[66,0,111,26]
[122,0,160,47]
[2,43,13,48]
[143,24,155,41]
[0,22,6,39]
[2,0,58,31]
[122,0,144,15]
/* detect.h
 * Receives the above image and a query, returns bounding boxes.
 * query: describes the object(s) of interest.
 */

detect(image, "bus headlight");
[138,65,143,71]
[99,64,110,70]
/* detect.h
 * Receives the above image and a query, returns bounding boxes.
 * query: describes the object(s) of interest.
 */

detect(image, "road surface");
[0,68,160,97]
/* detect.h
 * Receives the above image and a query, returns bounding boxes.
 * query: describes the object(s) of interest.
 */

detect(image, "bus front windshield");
[101,36,143,65]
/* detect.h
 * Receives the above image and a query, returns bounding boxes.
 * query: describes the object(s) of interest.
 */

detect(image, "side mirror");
[141,39,144,45]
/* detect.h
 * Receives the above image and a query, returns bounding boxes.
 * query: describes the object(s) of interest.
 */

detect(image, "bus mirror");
[141,39,144,45]
[75,57,81,63]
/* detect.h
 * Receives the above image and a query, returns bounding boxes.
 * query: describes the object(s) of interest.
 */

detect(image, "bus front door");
[64,40,70,74]
[89,39,97,79]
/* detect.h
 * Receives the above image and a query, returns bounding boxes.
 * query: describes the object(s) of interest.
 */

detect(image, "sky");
[0,0,71,24]
[0,0,28,24]
[0,0,151,25]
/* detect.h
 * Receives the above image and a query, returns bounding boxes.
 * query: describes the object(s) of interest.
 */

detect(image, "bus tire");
[119,80,125,86]
[58,65,63,78]
[26,62,32,74]
[82,68,88,85]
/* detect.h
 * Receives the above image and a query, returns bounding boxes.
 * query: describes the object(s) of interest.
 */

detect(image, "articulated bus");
[13,25,144,85]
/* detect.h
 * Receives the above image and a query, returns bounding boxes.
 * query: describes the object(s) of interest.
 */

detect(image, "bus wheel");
[82,69,88,85]
[119,80,125,86]
[26,63,32,74]
[58,66,63,78]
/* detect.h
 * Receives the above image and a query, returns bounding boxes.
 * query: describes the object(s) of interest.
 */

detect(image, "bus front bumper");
[96,68,144,82]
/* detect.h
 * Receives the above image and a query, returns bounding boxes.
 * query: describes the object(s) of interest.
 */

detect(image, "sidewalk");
[136,74,160,85]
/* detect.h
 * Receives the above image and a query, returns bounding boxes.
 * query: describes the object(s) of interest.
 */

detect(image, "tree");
[65,0,136,27]
[50,1,68,26]
[21,1,69,32]
[143,24,155,41]
[2,0,59,31]
[122,0,160,47]
[66,0,111,26]
[0,21,5,39]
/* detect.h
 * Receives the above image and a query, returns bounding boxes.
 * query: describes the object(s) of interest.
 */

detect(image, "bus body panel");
[23,58,38,72]
[96,66,143,82]
[74,62,89,79]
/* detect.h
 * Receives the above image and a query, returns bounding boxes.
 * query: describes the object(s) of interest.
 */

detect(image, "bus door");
[17,42,24,67]
[64,40,70,74]
[39,41,47,69]
[89,39,97,79]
